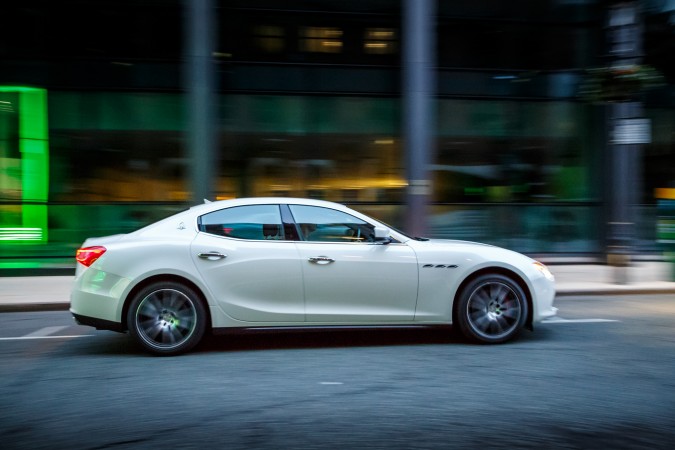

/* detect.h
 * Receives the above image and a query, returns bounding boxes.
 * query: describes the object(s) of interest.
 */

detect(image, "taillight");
[76,246,106,267]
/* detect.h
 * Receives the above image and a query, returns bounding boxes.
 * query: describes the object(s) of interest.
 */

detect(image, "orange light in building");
[655,188,675,200]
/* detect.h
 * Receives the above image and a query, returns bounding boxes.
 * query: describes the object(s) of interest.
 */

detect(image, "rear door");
[191,204,304,323]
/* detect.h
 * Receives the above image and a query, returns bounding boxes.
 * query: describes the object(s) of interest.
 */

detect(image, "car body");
[70,197,557,355]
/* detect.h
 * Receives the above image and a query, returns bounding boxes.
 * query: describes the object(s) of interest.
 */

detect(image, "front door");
[289,204,418,323]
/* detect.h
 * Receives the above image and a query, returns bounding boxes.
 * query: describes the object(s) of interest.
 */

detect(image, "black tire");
[127,281,207,355]
[456,273,528,344]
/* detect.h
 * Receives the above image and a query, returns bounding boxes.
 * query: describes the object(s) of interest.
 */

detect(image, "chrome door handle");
[198,252,227,261]
[308,256,334,265]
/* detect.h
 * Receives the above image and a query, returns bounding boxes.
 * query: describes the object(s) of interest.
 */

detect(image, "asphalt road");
[1,295,674,449]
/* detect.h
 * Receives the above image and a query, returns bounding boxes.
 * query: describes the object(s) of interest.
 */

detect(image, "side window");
[199,205,284,240]
[288,205,375,243]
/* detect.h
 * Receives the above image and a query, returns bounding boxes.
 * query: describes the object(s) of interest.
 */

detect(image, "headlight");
[533,261,555,281]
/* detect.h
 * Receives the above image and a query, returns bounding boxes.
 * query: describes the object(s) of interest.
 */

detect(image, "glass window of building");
[300,27,343,53]
[216,95,403,207]
[253,25,285,53]
[364,28,397,54]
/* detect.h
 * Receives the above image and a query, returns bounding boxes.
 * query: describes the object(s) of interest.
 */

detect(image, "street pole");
[403,0,436,237]
[605,1,647,283]
[184,0,217,204]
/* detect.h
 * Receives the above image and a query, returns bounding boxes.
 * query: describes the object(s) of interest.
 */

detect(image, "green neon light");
[0,86,49,243]
[0,86,48,93]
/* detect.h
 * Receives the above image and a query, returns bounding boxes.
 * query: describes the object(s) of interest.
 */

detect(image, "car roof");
[189,197,351,215]
[139,196,411,243]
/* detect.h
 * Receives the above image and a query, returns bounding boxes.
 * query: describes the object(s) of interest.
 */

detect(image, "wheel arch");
[452,266,534,330]
[121,274,212,332]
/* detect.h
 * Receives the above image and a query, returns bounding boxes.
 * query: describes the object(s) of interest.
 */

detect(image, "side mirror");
[373,226,392,244]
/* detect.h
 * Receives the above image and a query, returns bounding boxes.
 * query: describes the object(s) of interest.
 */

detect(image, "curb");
[555,288,675,297]
[0,303,71,313]
[2,287,675,313]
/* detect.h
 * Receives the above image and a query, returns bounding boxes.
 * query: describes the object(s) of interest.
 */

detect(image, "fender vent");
[422,264,458,269]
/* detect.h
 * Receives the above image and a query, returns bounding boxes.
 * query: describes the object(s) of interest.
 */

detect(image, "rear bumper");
[72,311,126,333]
[69,268,130,323]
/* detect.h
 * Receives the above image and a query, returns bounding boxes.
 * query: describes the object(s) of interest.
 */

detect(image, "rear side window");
[199,205,284,240]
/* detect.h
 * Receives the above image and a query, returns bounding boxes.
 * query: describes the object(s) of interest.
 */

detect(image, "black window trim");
[280,204,302,241]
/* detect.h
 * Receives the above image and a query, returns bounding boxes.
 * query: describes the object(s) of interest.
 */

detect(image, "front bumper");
[530,272,557,323]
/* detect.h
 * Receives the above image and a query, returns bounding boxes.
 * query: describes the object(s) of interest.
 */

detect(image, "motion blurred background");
[0,0,674,269]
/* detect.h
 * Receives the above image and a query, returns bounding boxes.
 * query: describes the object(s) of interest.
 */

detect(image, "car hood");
[422,238,495,248]
[407,238,536,265]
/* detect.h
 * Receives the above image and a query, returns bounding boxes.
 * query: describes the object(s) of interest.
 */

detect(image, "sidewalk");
[1,262,674,313]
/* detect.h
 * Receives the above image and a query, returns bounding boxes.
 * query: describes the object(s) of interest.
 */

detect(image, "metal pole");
[184,0,217,204]
[403,0,436,237]
[606,1,645,283]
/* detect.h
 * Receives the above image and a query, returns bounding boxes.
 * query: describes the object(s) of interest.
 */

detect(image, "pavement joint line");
[543,317,621,323]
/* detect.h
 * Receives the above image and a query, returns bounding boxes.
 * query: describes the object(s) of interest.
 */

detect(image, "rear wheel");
[127,281,206,355]
[456,273,528,344]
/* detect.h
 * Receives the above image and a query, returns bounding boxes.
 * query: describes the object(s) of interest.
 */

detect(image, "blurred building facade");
[1,0,674,266]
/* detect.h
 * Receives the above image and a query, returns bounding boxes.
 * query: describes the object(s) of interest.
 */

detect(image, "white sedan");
[70,197,557,355]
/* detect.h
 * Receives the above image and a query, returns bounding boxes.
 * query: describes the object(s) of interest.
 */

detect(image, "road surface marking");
[543,317,621,324]
[24,326,69,337]
[319,382,344,385]
[0,335,93,341]
[0,326,94,341]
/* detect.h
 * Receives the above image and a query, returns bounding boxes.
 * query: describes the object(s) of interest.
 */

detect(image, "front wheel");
[456,274,528,344]
[127,281,207,356]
